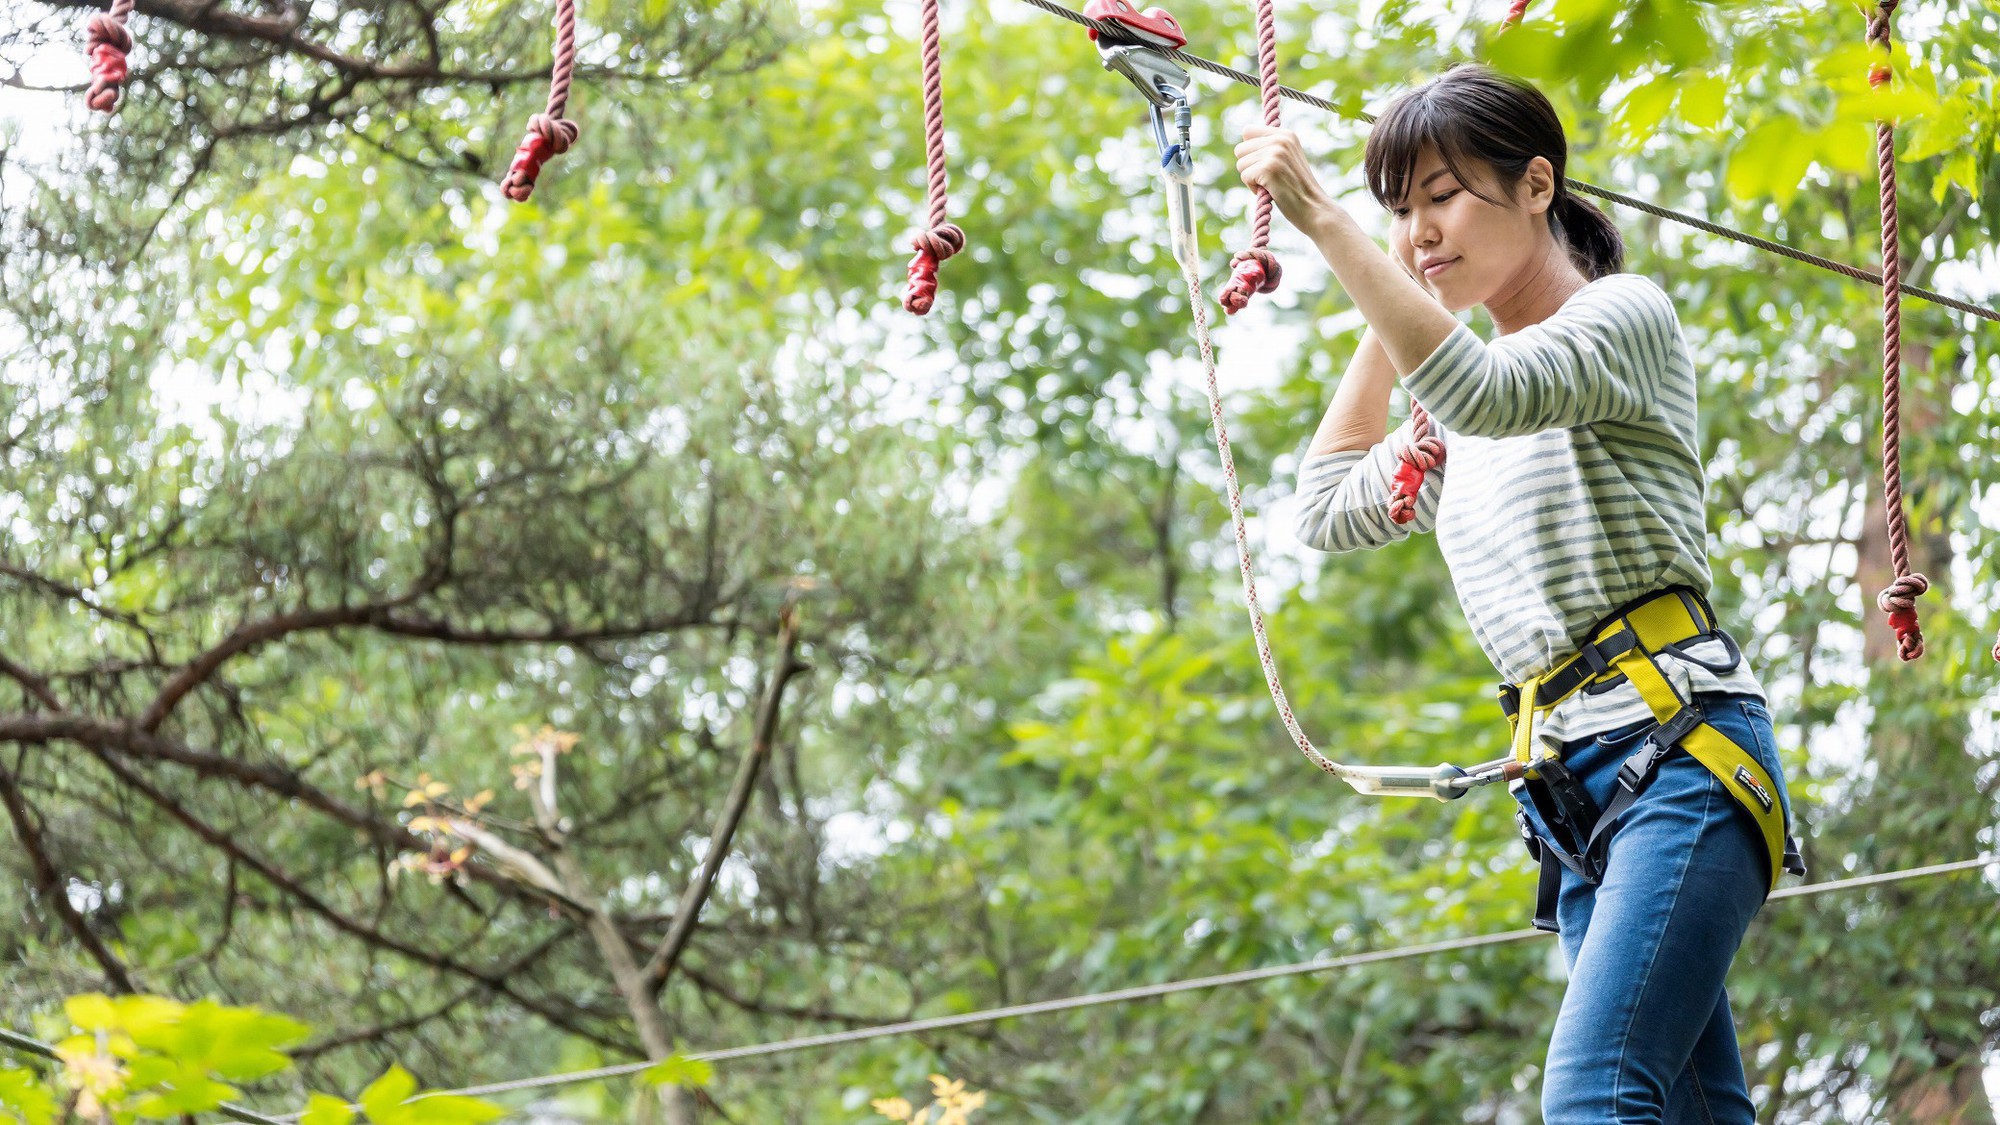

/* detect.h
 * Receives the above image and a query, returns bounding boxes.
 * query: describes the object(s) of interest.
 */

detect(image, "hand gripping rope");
[1092,8,1523,802]
[1864,0,1934,663]
[1215,0,1282,313]
[82,0,136,114]
[903,0,967,315]
[501,0,582,203]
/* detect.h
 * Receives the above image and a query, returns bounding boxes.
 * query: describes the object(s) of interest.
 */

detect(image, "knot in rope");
[903,223,966,315]
[501,0,581,202]
[1222,0,1284,316]
[900,0,961,316]
[1876,572,1929,662]
[1862,0,1929,662]
[501,113,580,202]
[1218,248,1281,313]
[1387,429,1444,525]
[84,11,134,114]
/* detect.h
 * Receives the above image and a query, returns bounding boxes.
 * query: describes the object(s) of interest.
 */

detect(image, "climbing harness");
[82,0,135,114]
[903,0,968,314]
[1496,587,1807,932]
[501,0,582,202]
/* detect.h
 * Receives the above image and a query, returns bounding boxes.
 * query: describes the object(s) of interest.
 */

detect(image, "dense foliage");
[1,0,1996,1120]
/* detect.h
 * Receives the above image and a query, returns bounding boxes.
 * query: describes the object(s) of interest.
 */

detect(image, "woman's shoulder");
[1546,272,1682,345]
[1570,272,1678,319]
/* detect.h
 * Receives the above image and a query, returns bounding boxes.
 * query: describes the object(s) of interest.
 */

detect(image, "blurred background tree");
[1,0,1995,1119]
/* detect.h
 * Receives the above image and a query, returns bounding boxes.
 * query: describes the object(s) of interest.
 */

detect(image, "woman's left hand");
[1235,125,1338,234]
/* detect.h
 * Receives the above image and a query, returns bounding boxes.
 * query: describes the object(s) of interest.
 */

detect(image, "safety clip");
[1086,0,1197,265]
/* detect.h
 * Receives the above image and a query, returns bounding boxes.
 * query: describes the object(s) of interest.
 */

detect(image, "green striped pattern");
[1293,274,1763,744]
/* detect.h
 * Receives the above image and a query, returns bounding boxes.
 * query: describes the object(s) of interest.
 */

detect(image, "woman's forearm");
[1307,327,1399,457]
[1300,203,1461,378]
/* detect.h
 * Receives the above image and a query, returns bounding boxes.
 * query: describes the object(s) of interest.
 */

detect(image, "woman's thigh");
[1541,697,1778,1123]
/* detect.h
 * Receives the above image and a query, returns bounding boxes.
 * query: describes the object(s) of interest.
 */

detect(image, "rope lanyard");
[501,0,582,203]
[1216,0,1282,313]
[82,0,135,114]
[1865,0,1932,662]
[903,0,967,315]
[1178,220,1341,773]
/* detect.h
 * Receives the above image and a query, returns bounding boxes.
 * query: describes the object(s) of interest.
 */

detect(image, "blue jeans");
[1513,693,1793,1124]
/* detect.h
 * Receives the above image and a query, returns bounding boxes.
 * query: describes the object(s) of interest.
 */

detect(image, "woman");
[1236,64,1800,1122]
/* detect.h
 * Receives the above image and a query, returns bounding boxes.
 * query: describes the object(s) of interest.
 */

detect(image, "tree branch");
[38,0,555,85]
[643,600,807,995]
[140,599,718,732]
[290,931,571,1060]
[0,756,136,994]
[84,746,625,1052]
[0,712,592,916]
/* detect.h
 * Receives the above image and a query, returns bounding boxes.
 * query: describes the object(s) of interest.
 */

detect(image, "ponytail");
[1552,192,1624,280]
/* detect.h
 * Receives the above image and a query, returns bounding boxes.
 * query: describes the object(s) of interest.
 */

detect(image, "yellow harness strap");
[1604,640,1789,893]
[1502,589,1796,896]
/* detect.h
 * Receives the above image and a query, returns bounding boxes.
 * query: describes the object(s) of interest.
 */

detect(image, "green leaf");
[300,1094,357,1125]
[0,1069,57,1125]
[640,1054,716,1088]
[1935,149,1977,204]
[358,1066,419,1121]
[1613,78,1679,146]
[1727,117,1814,204]
[62,994,120,1032]
[1679,75,1727,131]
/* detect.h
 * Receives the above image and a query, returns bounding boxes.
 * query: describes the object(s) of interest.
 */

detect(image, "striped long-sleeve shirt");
[1293,272,1763,746]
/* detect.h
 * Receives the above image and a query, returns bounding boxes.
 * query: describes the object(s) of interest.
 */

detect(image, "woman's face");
[1387,144,1552,312]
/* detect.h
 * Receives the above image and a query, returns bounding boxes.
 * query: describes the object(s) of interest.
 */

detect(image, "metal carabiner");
[1094,42,1197,266]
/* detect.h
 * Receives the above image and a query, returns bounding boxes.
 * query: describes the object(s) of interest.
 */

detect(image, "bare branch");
[0,655,62,713]
[643,598,807,995]
[0,711,593,916]
[290,931,570,1060]
[445,818,566,898]
[139,594,716,733]
[85,747,625,1052]
[0,756,137,994]
[37,0,553,85]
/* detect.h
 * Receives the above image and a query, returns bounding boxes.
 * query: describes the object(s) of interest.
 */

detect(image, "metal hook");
[1097,43,1197,266]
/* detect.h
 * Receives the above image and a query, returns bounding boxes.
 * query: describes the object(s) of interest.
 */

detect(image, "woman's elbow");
[1294,507,1393,554]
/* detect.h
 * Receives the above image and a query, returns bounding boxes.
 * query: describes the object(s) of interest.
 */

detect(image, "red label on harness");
[1734,765,1773,814]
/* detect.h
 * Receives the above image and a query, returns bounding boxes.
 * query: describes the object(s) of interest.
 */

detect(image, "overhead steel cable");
[276,853,1992,1113]
[1013,0,1998,324]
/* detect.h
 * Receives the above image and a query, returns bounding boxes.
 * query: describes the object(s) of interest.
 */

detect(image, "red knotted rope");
[1387,410,1445,524]
[903,0,965,315]
[1865,0,1929,662]
[84,0,135,114]
[1218,0,1283,314]
[501,0,581,203]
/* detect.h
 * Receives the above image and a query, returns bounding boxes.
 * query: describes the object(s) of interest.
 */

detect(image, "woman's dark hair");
[1363,63,1624,280]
